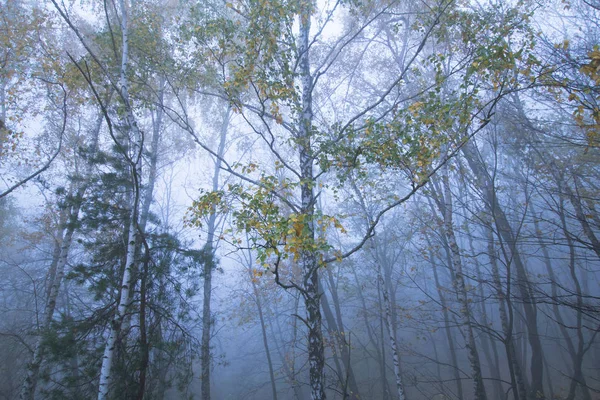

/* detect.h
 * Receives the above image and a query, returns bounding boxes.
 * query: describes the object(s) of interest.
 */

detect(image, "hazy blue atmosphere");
[1,0,599,399]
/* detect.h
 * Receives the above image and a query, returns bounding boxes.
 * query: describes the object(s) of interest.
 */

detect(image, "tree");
[0,0,66,199]
[5,0,600,398]
[185,1,538,399]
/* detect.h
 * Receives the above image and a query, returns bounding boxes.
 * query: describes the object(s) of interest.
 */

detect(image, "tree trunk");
[98,200,139,400]
[21,112,104,400]
[321,288,348,398]
[466,227,504,400]
[424,231,464,400]
[351,180,407,400]
[297,5,325,399]
[476,289,504,400]
[201,105,230,400]
[368,233,407,400]
[351,264,390,400]
[485,215,527,400]
[563,176,600,259]
[558,197,593,400]
[249,263,278,400]
[98,1,144,397]
[136,255,150,400]
[532,205,580,398]
[0,76,7,155]
[378,263,407,400]
[272,294,306,400]
[20,211,65,400]
[438,170,487,400]
[324,269,361,399]
[462,141,545,399]
[121,78,164,381]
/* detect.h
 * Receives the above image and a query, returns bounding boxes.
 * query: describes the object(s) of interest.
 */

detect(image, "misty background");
[0,0,599,399]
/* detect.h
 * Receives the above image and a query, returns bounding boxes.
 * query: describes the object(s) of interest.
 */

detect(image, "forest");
[0,0,599,399]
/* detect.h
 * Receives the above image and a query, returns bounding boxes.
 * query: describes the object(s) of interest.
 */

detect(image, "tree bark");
[463,221,504,400]
[272,294,306,400]
[438,170,487,400]
[98,1,144,397]
[296,5,325,399]
[351,264,390,399]
[136,255,150,400]
[98,199,139,400]
[485,221,527,400]
[351,180,408,400]
[563,175,600,260]
[423,229,464,400]
[20,113,104,400]
[558,197,593,400]
[324,269,361,400]
[201,105,230,400]
[462,141,545,399]
[133,82,165,399]
[378,263,407,400]
[248,261,278,400]
[321,288,346,394]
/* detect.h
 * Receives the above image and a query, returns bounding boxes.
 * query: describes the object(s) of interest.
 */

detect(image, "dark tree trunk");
[325,269,361,399]
[201,106,230,400]
[462,141,545,400]
[487,227,527,400]
[426,234,464,400]
[438,170,487,400]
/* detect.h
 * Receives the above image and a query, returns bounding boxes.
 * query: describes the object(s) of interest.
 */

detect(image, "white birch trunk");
[20,113,104,400]
[98,212,138,400]
[97,1,143,398]
[370,232,407,400]
[351,179,407,400]
[378,266,407,400]
[119,79,164,339]
[296,5,326,399]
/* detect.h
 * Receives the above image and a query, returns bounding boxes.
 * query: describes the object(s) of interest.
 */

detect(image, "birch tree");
[185,0,538,398]
[96,1,144,397]
[20,112,105,400]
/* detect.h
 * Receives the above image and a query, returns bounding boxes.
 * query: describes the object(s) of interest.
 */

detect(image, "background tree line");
[0,0,598,399]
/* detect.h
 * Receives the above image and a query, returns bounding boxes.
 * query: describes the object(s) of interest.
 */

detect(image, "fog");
[1,0,599,399]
